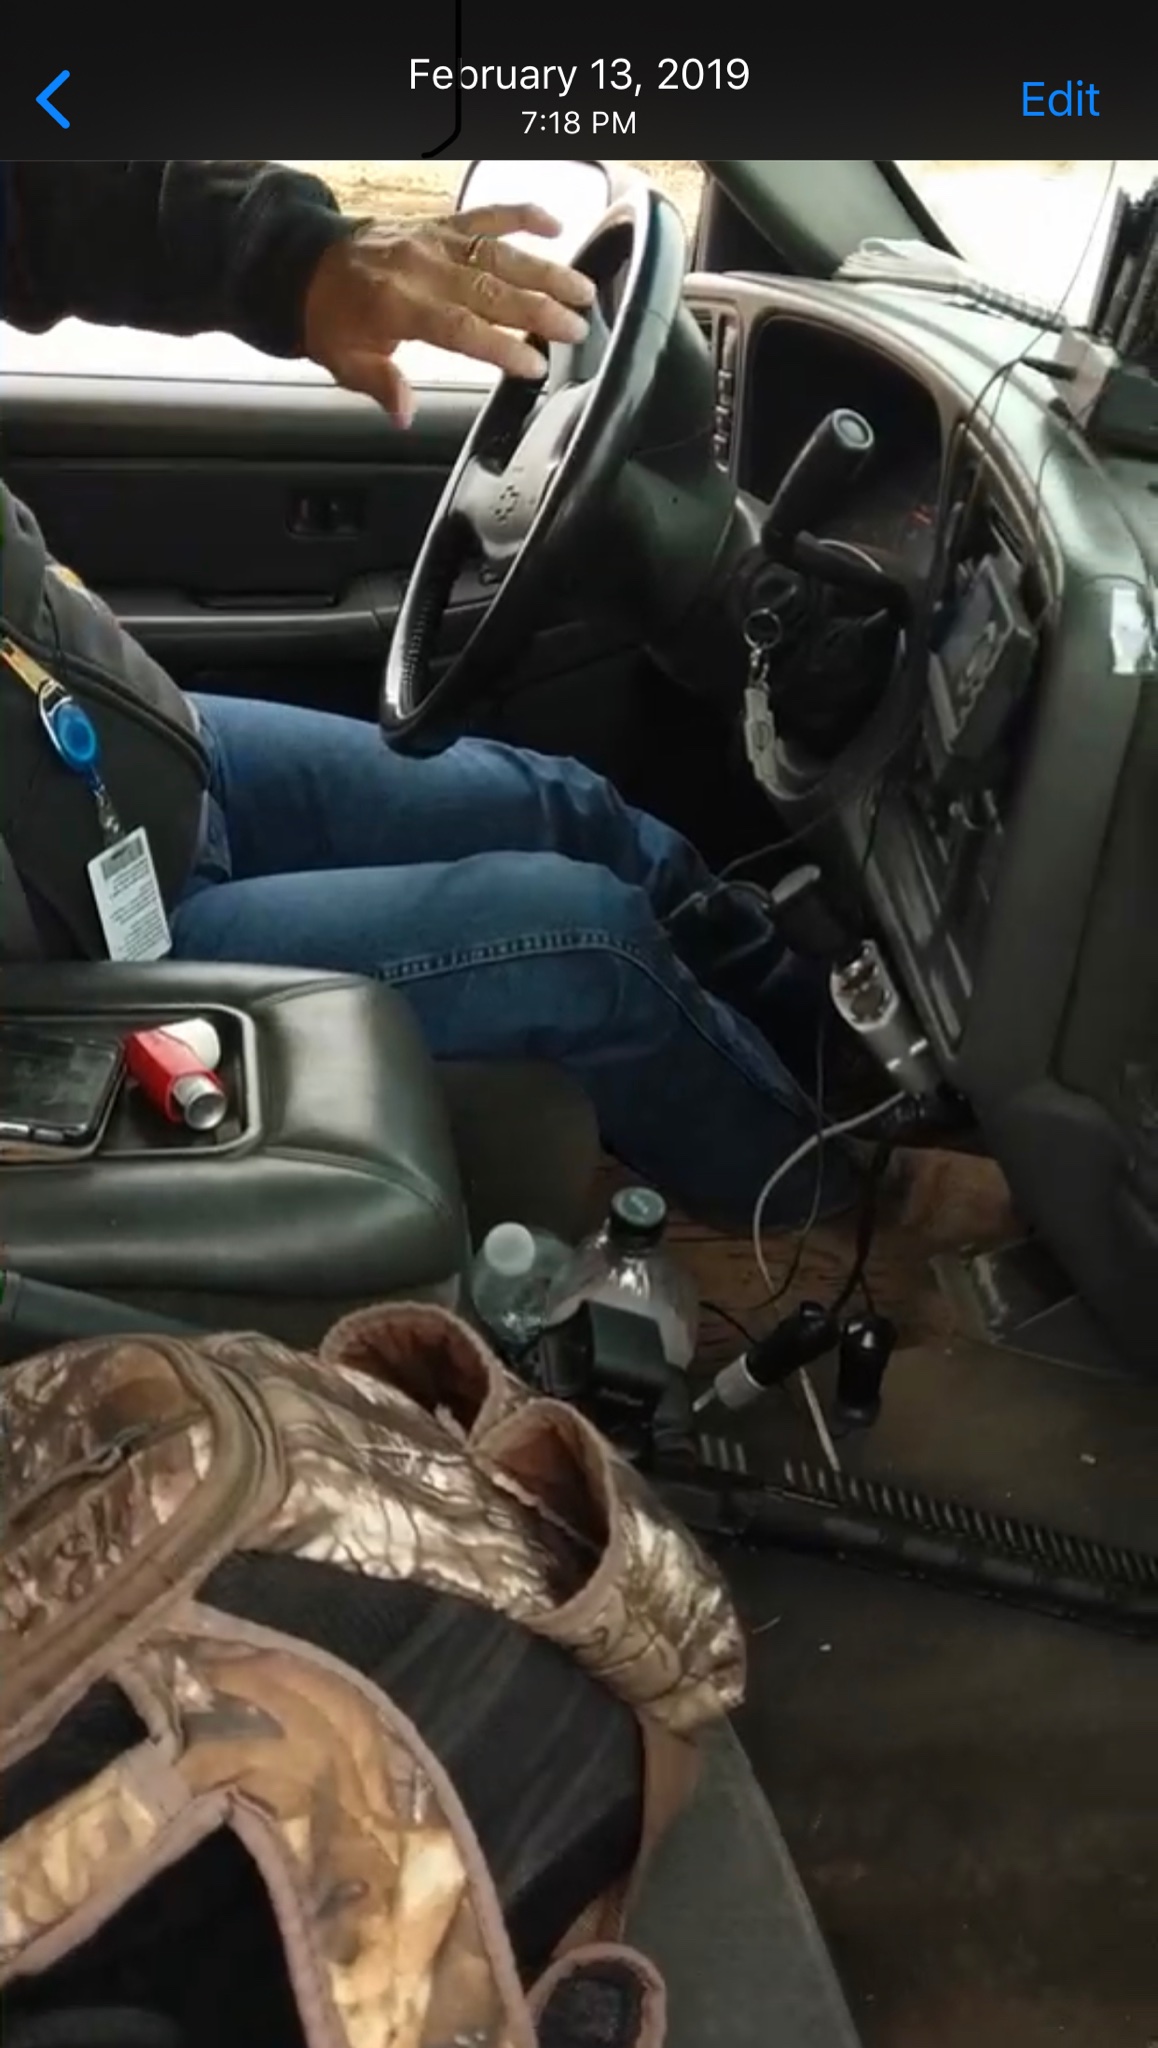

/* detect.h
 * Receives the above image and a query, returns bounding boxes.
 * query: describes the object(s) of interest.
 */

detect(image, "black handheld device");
[0,1025,125,1154]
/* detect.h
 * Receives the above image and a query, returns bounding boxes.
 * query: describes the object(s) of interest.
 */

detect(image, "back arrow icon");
[36,70,71,128]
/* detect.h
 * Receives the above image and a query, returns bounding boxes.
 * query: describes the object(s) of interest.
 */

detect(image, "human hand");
[302,203,597,426]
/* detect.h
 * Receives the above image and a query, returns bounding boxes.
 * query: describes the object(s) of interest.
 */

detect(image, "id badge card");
[88,828,173,962]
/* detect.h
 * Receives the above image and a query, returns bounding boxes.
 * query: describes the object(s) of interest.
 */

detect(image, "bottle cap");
[172,1072,228,1132]
[162,1017,222,1069]
[608,1186,668,1247]
[482,1223,536,1277]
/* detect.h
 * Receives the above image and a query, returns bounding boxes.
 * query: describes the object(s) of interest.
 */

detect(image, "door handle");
[287,489,366,538]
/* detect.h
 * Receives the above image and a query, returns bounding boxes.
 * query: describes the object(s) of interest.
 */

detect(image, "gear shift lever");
[761,410,875,557]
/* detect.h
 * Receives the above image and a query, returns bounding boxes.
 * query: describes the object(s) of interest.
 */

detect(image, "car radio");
[923,552,1038,794]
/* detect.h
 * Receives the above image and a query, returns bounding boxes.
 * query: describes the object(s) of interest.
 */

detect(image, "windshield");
[896,161,1158,324]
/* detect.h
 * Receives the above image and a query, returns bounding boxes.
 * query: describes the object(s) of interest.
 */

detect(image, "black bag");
[0,482,207,958]
[0,832,45,960]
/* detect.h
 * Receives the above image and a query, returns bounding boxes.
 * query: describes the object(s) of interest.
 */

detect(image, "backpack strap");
[552,1718,701,1953]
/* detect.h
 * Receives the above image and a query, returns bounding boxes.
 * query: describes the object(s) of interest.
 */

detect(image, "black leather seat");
[0,960,601,1346]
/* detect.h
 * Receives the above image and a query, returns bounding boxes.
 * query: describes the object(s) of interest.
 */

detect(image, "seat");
[0,960,601,1347]
[631,1722,863,2048]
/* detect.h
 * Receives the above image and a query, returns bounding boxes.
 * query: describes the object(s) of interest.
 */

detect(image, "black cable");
[763,1002,829,1310]
[420,0,463,156]
[858,775,888,881]
[701,1298,755,1345]
[696,1013,825,1419]
[830,1139,892,1317]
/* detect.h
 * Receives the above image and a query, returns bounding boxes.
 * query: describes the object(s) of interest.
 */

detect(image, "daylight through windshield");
[897,160,1158,323]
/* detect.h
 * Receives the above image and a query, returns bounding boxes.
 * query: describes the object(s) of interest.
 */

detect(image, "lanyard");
[1,638,125,846]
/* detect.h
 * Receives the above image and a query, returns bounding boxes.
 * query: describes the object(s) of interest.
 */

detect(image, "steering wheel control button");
[35,69,71,128]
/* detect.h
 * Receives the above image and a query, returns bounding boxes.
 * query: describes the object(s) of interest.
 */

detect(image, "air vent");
[987,492,1047,615]
[952,440,1032,580]
[986,497,1026,566]
[956,435,1028,566]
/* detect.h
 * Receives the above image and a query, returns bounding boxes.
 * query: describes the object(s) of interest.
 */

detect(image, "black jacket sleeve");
[0,160,362,356]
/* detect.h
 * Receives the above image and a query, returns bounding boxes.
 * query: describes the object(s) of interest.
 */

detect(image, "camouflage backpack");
[0,1300,745,2048]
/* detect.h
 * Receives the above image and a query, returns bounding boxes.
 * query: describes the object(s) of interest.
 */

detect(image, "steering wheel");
[382,184,687,748]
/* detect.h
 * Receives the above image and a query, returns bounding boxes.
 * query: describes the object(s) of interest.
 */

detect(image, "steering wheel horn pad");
[459,381,590,566]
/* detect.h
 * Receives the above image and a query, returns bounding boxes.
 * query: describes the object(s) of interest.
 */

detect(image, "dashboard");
[683,269,1158,1367]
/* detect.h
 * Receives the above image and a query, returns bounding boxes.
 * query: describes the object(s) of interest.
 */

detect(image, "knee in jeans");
[514,853,658,951]
[520,747,636,844]
[484,853,674,1043]
[536,856,664,958]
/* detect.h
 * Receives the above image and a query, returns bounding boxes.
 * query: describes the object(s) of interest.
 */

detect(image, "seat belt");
[0,835,47,961]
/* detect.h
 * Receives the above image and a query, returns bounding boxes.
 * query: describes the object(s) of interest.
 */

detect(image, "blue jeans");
[172,694,852,1227]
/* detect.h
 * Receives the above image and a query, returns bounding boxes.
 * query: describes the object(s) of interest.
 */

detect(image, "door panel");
[105,569,499,670]
[2,374,485,670]
[6,458,451,595]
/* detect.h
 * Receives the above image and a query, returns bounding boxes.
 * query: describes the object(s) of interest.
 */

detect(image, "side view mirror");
[455,159,615,258]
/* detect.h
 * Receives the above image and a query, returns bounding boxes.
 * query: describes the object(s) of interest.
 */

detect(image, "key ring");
[743,608,782,651]
[744,607,783,684]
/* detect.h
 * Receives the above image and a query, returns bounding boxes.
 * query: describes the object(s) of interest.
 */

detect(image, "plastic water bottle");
[543,1187,700,1371]
[469,1222,571,1361]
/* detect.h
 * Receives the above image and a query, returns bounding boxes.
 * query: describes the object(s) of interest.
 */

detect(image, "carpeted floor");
[601,1147,1158,2048]
[596,1144,1019,1367]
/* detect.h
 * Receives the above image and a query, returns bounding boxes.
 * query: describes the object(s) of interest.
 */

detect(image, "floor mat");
[597,1151,1158,2048]
[729,1548,1158,2048]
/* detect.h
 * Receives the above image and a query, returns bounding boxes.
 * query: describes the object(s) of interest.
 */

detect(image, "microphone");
[694,1301,839,1416]
[834,1313,898,1429]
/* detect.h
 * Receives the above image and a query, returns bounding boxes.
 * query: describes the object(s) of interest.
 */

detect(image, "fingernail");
[516,348,549,380]
[572,275,597,305]
[560,310,590,342]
